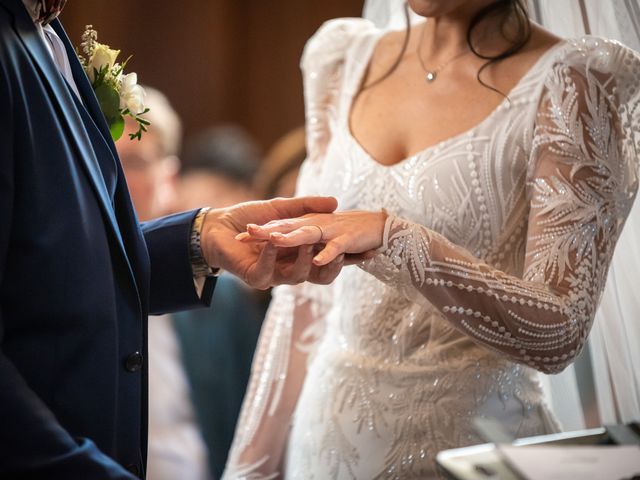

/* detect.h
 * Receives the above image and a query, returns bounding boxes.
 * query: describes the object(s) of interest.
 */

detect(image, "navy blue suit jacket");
[0,1,215,478]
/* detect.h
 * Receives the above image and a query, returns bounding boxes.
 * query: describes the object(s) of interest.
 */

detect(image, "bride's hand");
[237,210,388,266]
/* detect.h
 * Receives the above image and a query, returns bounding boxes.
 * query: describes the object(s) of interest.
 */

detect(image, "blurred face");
[177,172,256,211]
[117,121,179,221]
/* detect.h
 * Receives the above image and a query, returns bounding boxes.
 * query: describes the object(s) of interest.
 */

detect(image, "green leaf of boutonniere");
[94,83,119,120]
[94,83,125,141]
[77,26,151,142]
[109,115,125,141]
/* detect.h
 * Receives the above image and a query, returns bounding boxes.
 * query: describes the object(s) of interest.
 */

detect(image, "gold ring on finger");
[311,225,324,243]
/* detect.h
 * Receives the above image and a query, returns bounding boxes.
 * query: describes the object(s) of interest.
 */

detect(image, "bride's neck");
[418,3,518,60]
[419,17,469,57]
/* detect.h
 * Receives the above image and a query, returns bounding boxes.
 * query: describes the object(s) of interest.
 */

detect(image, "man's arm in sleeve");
[142,209,216,315]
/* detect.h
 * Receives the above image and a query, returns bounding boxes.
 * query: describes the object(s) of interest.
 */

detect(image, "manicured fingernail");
[235,232,249,240]
[313,255,324,265]
[270,232,284,239]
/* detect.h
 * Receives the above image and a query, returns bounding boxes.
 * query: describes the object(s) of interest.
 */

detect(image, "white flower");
[88,43,120,82]
[119,73,146,114]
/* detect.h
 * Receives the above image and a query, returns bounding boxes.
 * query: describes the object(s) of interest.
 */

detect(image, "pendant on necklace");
[425,71,437,82]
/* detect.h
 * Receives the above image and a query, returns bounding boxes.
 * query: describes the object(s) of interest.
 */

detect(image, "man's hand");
[200,196,345,289]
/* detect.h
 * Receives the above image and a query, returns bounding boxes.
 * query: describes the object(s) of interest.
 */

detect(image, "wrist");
[374,209,388,249]
[199,207,227,271]
[190,207,222,277]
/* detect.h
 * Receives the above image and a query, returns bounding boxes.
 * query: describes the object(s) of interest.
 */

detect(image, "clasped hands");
[200,196,386,289]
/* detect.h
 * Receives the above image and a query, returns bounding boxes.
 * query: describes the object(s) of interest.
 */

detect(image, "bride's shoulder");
[301,18,377,71]
[546,35,640,88]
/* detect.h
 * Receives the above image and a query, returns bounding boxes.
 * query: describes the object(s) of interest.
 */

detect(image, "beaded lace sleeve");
[223,19,372,479]
[222,284,332,479]
[362,39,640,374]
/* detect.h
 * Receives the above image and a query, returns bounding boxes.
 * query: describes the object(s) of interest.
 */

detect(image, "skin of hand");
[237,210,388,266]
[200,196,350,289]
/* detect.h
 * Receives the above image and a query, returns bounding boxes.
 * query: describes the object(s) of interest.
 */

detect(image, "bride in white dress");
[224,0,640,478]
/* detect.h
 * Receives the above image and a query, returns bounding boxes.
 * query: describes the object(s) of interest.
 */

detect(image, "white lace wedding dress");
[224,19,640,480]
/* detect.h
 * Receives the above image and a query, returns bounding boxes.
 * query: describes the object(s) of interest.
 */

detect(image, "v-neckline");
[344,29,566,169]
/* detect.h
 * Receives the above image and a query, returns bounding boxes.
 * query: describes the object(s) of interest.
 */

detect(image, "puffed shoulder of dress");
[300,17,375,71]
[554,37,640,103]
[300,18,376,166]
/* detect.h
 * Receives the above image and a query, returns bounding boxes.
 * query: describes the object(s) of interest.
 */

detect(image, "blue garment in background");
[174,274,267,479]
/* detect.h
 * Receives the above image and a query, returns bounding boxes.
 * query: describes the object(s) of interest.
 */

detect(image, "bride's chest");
[348,75,516,168]
[307,119,532,254]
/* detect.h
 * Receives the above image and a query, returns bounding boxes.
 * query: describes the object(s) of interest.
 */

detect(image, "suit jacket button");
[126,463,140,477]
[124,351,143,372]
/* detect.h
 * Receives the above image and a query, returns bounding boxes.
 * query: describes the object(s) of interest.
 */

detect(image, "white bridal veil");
[362,0,640,429]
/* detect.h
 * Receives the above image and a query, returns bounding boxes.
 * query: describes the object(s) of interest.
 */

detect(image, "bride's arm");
[223,282,333,479]
[359,57,639,374]
[247,49,640,375]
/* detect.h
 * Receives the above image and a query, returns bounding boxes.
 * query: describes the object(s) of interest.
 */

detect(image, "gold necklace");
[417,24,471,83]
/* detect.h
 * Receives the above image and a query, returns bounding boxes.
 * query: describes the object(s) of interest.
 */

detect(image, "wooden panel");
[60,0,364,150]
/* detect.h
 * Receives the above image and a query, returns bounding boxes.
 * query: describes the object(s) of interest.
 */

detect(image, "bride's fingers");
[245,224,272,240]
[269,225,326,247]
[261,213,319,227]
[235,232,268,244]
[310,253,345,285]
[313,239,347,266]
[235,232,252,241]
[246,219,308,239]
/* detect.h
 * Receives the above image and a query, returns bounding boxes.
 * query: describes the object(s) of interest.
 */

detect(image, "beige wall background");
[60,1,364,150]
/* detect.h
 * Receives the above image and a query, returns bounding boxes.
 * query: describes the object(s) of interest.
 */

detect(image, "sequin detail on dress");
[224,22,640,480]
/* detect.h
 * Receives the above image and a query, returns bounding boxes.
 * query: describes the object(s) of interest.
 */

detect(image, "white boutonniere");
[77,25,150,141]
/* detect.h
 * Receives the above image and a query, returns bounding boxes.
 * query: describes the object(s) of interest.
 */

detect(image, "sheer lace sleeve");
[223,19,372,479]
[301,18,373,169]
[361,38,640,375]
[223,284,332,479]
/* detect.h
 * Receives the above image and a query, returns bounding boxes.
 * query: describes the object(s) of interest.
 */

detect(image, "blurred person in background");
[178,125,261,211]
[254,126,306,200]
[118,87,212,480]
[173,125,267,479]
[118,89,181,223]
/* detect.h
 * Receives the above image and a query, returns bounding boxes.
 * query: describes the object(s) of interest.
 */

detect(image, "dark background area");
[60,1,364,151]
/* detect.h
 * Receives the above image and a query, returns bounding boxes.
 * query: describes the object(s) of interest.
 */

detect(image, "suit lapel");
[5,0,135,282]
[51,19,148,307]
[51,19,120,161]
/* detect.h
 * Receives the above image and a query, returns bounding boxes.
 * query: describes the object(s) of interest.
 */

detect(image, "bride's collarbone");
[349,37,559,166]
[350,75,505,166]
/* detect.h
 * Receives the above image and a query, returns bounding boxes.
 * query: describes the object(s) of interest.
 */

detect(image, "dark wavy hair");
[364,0,532,96]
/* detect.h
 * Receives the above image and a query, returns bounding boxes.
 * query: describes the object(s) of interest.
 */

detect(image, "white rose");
[88,43,120,81]
[119,73,146,114]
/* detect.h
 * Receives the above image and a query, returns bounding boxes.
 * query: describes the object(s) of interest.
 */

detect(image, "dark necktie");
[36,0,67,25]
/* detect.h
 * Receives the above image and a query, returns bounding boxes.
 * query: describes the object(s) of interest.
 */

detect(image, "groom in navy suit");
[0,0,342,478]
